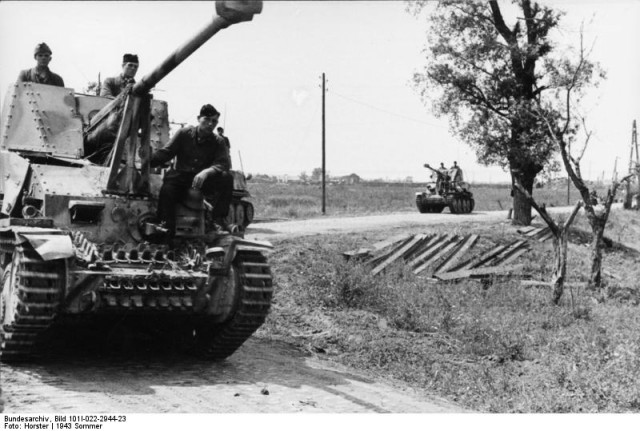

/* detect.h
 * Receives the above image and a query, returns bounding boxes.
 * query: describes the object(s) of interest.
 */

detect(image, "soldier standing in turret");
[17,43,65,87]
[100,54,139,98]
[450,161,464,182]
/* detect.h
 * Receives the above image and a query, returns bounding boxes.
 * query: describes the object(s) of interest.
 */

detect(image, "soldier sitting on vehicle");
[151,104,234,237]
[17,43,65,87]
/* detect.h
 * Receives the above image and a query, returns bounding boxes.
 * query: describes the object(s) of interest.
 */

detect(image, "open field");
[259,209,640,412]
[249,181,612,220]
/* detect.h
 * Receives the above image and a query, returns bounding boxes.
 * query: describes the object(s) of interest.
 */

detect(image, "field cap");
[122,53,139,64]
[34,42,52,57]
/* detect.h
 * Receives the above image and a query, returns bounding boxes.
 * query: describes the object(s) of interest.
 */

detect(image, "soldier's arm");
[150,128,182,167]
[54,74,65,87]
[205,136,231,173]
[99,79,114,97]
[16,70,28,82]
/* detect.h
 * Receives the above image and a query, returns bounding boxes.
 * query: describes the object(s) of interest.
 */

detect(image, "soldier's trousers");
[157,170,233,233]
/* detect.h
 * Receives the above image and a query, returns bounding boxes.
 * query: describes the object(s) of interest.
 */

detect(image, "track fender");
[5,227,74,261]
[209,237,273,272]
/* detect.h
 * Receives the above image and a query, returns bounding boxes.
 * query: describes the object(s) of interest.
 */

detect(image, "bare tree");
[513,177,581,304]
[532,30,631,290]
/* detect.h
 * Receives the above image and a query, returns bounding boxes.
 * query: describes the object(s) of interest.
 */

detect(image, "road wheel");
[464,197,473,213]
[449,198,458,214]
[195,250,273,361]
[244,202,254,225]
[224,204,236,227]
[235,204,245,229]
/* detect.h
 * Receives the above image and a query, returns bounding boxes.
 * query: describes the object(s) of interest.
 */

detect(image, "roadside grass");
[259,210,640,412]
[250,181,611,220]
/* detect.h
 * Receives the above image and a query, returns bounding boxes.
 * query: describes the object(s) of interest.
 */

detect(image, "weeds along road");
[1,338,464,413]
[246,206,589,241]
[3,206,588,414]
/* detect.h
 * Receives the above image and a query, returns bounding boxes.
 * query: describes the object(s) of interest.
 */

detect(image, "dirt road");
[1,337,463,413]
[246,206,583,241]
[3,208,585,414]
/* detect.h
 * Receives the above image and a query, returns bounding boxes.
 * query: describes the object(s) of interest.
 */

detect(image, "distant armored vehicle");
[415,164,474,214]
[226,170,255,230]
[0,1,271,362]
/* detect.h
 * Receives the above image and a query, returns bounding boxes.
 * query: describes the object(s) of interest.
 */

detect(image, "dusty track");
[3,208,584,414]
[1,337,463,413]
[246,206,583,241]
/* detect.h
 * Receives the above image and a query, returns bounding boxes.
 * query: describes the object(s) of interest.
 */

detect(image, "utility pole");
[625,120,639,209]
[321,72,326,215]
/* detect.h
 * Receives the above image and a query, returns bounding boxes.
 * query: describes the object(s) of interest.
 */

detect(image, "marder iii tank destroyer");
[415,163,474,214]
[0,1,272,362]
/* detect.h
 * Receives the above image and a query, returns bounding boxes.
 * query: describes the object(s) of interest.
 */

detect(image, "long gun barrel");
[423,163,446,179]
[133,1,262,95]
[85,1,261,156]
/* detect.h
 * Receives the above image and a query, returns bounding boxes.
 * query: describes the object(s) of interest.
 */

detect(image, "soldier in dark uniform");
[100,53,139,98]
[17,43,65,87]
[151,104,233,236]
[216,127,232,168]
[216,127,230,150]
[449,161,464,182]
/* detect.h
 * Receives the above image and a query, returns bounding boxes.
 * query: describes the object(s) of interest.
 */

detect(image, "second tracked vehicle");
[415,163,475,214]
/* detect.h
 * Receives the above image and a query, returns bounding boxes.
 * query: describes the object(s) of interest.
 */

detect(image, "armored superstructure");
[0,1,271,362]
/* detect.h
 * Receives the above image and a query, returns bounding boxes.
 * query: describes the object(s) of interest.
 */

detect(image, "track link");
[1,245,64,362]
[198,250,273,360]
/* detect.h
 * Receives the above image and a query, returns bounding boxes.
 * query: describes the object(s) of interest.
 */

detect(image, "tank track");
[1,244,64,362]
[416,195,445,213]
[449,196,475,214]
[197,249,273,360]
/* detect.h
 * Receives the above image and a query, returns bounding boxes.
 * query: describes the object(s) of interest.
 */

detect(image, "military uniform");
[101,53,139,98]
[17,67,65,87]
[151,125,233,234]
[17,42,64,87]
[100,74,135,98]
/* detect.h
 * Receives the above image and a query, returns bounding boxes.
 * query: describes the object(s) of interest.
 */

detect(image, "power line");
[330,90,445,128]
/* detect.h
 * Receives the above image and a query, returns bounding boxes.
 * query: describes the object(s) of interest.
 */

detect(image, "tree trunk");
[551,231,568,305]
[511,167,536,226]
[589,218,606,288]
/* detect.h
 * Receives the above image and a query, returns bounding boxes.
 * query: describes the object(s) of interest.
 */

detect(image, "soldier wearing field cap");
[17,42,65,87]
[100,53,139,98]
[151,104,234,236]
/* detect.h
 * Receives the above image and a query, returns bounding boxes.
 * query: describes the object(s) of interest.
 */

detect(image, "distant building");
[334,173,361,185]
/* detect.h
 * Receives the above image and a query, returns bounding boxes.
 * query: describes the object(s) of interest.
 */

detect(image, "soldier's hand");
[192,171,210,189]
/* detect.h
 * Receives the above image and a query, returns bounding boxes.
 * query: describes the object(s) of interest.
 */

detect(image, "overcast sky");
[1,1,639,183]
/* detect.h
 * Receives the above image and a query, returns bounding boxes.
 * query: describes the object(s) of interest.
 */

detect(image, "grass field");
[259,209,640,412]
[249,181,612,220]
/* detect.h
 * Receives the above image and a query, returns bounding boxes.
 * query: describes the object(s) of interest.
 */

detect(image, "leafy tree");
[408,0,602,225]
[83,81,100,95]
[310,167,324,183]
[299,171,309,182]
